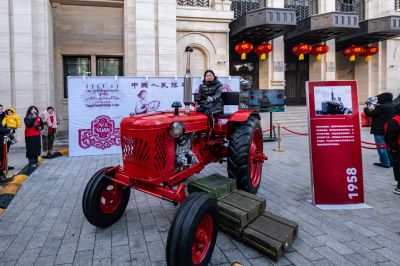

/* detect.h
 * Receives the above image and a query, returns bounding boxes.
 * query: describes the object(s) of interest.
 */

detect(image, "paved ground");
[0,128,399,266]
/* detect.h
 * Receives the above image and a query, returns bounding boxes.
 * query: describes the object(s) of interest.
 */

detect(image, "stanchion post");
[273,123,285,152]
[3,136,8,178]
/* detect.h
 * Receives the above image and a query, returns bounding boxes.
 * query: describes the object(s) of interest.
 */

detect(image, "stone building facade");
[1,0,400,137]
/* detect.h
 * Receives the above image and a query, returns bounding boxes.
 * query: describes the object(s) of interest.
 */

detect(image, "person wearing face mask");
[195,70,223,128]
[24,106,44,168]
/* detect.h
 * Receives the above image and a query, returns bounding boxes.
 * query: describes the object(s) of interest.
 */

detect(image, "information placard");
[307,81,364,205]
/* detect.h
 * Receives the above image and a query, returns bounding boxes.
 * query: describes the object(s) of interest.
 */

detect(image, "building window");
[284,0,317,23]
[231,0,261,19]
[96,57,123,76]
[396,0,400,11]
[63,56,91,98]
[336,0,365,21]
[177,0,209,7]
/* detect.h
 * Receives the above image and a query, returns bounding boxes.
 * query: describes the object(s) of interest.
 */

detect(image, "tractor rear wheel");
[228,117,263,194]
[82,167,130,227]
[166,192,218,266]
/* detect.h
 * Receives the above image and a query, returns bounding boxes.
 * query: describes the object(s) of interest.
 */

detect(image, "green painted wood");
[187,174,236,199]
[242,211,299,261]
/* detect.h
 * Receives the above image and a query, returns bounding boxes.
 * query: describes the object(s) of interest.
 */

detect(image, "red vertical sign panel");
[307,81,364,205]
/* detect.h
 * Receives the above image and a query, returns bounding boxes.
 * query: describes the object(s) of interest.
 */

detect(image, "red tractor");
[82,47,268,266]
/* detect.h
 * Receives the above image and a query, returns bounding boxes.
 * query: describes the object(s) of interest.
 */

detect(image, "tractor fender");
[225,110,260,136]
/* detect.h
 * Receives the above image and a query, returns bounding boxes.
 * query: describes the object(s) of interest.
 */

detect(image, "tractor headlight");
[169,121,185,138]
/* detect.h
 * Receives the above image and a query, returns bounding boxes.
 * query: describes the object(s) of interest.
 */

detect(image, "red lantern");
[254,42,273,60]
[343,45,365,62]
[361,46,379,62]
[310,44,329,61]
[292,43,312,60]
[235,41,253,60]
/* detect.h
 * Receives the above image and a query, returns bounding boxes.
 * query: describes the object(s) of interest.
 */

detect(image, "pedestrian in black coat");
[364,92,395,168]
[195,70,223,128]
[384,104,400,195]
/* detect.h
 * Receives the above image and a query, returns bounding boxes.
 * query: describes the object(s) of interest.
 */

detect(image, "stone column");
[157,0,177,76]
[309,0,336,81]
[124,0,137,75]
[0,0,12,108]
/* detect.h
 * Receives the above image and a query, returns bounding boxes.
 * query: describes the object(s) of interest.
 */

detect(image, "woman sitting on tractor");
[195,70,223,128]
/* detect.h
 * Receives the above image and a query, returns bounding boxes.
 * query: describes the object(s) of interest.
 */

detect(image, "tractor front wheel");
[228,117,263,194]
[166,192,218,266]
[82,167,130,228]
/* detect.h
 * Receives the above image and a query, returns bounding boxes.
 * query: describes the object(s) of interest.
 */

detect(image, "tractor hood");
[120,111,208,132]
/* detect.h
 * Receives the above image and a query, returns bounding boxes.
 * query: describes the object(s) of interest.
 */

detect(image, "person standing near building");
[364,92,396,168]
[41,107,58,158]
[0,126,11,182]
[24,106,43,168]
[384,103,400,194]
[0,105,5,122]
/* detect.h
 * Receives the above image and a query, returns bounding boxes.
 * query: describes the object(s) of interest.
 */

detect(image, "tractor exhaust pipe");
[184,46,194,114]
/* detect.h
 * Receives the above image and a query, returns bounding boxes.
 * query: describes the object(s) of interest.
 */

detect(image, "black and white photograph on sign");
[314,86,352,115]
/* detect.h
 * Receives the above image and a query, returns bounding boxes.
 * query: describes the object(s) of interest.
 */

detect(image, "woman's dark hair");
[26,106,38,116]
[203,70,216,81]
[47,106,54,111]
[137,90,147,97]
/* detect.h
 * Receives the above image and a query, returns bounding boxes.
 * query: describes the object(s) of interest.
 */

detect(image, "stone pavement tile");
[154,217,170,232]
[48,222,68,239]
[222,249,250,265]
[93,240,112,260]
[285,251,314,266]
[314,246,356,266]
[72,250,93,266]
[13,226,36,246]
[14,210,34,223]
[54,242,78,264]
[341,240,388,263]
[127,220,143,236]
[111,245,131,266]
[36,219,56,233]
[151,261,167,266]
[62,225,81,245]
[215,232,236,251]
[377,262,400,266]
[374,248,400,263]
[34,255,56,266]
[291,238,324,261]
[143,225,162,242]
[76,233,96,252]
[0,235,16,253]
[232,241,264,259]
[128,234,147,254]
[0,260,16,266]
[147,241,165,262]
[15,247,41,266]
[112,231,129,247]
[40,236,62,256]
[140,213,156,227]
[343,252,377,266]
[210,245,229,265]
[95,227,112,243]
[315,235,355,255]
[92,257,112,266]
[339,230,383,250]
[2,221,26,236]
[311,259,335,266]
[80,220,97,235]
[159,231,168,245]
[0,241,27,262]
[130,252,151,266]
[125,208,140,222]
[211,263,231,266]
[137,203,151,215]
[370,236,400,253]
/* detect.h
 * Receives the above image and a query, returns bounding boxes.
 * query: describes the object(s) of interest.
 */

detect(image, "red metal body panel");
[109,109,262,203]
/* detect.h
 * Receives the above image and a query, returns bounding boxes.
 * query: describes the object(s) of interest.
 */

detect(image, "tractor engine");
[174,133,198,168]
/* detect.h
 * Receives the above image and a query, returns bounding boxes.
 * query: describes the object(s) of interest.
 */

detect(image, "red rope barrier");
[361,146,388,150]
[262,126,275,133]
[281,127,308,136]
[361,140,387,146]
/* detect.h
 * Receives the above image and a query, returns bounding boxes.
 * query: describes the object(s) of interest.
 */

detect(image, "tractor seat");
[216,92,240,118]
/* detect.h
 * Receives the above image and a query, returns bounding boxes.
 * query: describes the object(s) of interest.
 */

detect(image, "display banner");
[307,81,364,206]
[68,76,239,156]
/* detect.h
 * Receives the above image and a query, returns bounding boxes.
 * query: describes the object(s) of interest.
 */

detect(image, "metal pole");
[3,136,8,178]
[273,123,285,152]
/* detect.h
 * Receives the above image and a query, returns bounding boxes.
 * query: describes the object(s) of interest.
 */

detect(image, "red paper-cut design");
[79,115,120,150]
